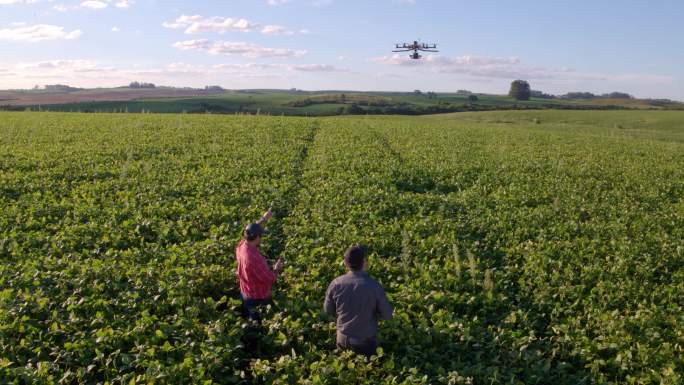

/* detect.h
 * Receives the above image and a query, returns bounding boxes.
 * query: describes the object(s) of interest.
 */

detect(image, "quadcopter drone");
[393,41,439,60]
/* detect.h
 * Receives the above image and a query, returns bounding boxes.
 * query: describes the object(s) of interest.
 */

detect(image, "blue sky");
[1,0,683,99]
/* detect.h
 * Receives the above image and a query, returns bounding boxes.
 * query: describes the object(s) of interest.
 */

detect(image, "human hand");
[274,258,285,273]
[260,209,273,223]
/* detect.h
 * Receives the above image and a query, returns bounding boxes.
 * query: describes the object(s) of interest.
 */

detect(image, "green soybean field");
[1,110,683,385]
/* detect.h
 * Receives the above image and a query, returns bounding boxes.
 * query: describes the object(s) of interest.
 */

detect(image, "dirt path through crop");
[263,120,320,260]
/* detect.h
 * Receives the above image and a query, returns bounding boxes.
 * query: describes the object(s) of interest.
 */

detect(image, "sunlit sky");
[1,0,683,99]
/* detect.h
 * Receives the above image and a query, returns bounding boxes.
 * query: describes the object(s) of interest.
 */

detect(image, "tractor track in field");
[265,119,319,260]
[371,126,406,166]
[236,120,320,383]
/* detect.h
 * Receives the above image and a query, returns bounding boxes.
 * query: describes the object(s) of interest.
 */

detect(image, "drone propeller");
[391,41,438,58]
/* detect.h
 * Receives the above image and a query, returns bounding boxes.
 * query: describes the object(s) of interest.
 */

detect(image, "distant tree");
[340,93,347,103]
[509,80,531,101]
[456,90,472,95]
[601,92,632,99]
[129,81,156,89]
[344,103,364,115]
[426,92,438,99]
[414,90,423,95]
[204,85,225,92]
[468,94,478,102]
[562,92,596,99]
[44,84,82,92]
[530,90,556,99]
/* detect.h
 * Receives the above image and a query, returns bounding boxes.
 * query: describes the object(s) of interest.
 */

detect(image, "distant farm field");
[1,110,683,384]
[3,88,681,116]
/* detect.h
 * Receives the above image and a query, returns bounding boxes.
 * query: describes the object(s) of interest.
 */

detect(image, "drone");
[393,41,439,60]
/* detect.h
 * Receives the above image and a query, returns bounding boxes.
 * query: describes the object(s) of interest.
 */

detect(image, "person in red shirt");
[236,209,284,321]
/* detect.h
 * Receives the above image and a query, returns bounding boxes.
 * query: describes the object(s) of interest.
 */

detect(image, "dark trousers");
[240,295,272,322]
[337,334,378,357]
[240,296,272,354]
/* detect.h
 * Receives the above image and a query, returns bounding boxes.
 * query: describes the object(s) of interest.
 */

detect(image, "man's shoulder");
[328,273,352,288]
[235,241,247,256]
[236,239,246,250]
[329,274,347,285]
[331,272,381,287]
[365,275,385,290]
[236,242,262,262]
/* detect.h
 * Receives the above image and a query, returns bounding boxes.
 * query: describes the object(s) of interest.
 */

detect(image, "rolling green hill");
[4,89,682,116]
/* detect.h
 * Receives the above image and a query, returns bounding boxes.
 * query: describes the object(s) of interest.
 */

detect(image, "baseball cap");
[244,223,265,238]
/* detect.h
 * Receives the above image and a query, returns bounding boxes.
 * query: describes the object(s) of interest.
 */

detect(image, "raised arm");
[256,209,273,226]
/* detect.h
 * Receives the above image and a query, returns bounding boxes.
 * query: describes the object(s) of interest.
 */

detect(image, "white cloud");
[212,63,346,72]
[111,26,119,32]
[18,59,100,71]
[115,0,132,8]
[291,64,347,72]
[375,54,564,80]
[80,0,107,9]
[0,59,349,89]
[261,25,301,36]
[375,54,520,68]
[373,54,676,86]
[266,0,290,5]
[163,15,260,34]
[172,38,210,50]
[48,0,134,11]
[0,24,82,42]
[173,39,307,58]
[163,15,306,35]
[0,0,45,4]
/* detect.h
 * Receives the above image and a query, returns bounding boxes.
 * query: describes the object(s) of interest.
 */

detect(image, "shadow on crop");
[379,294,593,385]
[392,170,459,195]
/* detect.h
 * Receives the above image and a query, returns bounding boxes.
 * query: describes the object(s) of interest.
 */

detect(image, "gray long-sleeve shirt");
[324,271,393,340]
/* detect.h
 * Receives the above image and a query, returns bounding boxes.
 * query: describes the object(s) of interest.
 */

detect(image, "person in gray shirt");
[324,245,393,357]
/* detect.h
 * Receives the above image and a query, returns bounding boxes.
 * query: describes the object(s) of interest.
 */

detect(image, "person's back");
[324,246,392,356]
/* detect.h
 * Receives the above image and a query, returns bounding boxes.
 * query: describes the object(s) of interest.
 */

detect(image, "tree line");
[509,80,634,101]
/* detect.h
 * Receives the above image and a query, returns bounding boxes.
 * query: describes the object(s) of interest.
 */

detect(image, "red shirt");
[236,239,277,300]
